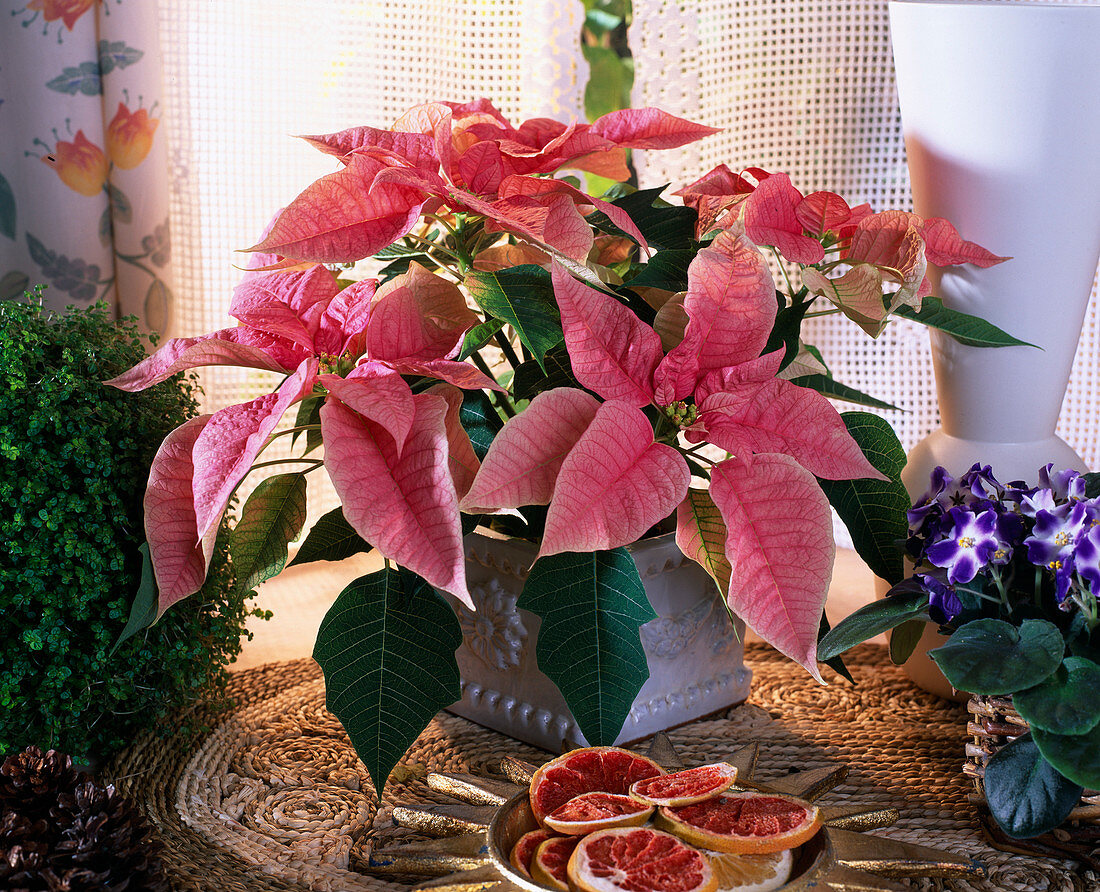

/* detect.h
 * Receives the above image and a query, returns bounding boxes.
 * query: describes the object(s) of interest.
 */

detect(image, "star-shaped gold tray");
[366,734,987,891]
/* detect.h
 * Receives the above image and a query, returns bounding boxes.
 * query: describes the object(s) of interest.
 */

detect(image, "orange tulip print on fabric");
[46,130,108,196]
[106,104,159,170]
[25,0,98,31]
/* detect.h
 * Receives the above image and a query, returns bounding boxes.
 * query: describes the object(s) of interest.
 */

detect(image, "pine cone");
[1,747,169,891]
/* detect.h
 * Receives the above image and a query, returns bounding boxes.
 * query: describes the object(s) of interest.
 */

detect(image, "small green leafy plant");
[0,294,266,762]
[822,463,1100,839]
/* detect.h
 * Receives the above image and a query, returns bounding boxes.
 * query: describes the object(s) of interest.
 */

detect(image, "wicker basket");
[965,694,1100,869]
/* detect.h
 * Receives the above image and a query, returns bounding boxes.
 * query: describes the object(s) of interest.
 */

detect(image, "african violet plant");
[107,98,1020,794]
[821,463,1100,840]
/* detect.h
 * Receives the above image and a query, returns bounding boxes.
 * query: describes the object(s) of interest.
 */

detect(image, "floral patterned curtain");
[0,0,173,335]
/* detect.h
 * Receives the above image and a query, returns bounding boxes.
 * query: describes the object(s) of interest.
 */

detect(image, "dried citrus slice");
[543,791,655,834]
[629,762,739,806]
[567,826,718,892]
[509,827,558,879]
[708,848,793,892]
[531,834,581,891]
[656,791,821,855]
[529,746,664,825]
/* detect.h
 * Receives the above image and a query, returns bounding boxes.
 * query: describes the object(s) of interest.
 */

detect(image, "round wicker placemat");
[107,644,1094,892]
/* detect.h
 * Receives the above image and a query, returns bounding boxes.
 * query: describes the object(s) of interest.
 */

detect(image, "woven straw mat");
[106,643,1094,892]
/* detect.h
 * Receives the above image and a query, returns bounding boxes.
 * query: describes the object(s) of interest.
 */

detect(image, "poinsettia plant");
[821,463,1100,841]
[107,98,1022,794]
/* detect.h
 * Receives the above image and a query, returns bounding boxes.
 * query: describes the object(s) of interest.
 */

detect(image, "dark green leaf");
[0,171,15,240]
[894,297,1036,348]
[519,549,656,745]
[230,473,308,594]
[110,543,159,655]
[465,265,563,371]
[624,249,694,292]
[929,618,1064,695]
[108,184,133,225]
[818,584,929,661]
[0,271,30,301]
[817,413,910,584]
[763,294,811,371]
[588,186,697,251]
[459,389,503,460]
[818,613,853,683]
[787,375,902,412]
[313,568,462,795]
[289,507,372,567]
[1014,657,1100,737]
[889,619,926,665]
[291,395,323,452]
[458,318,506,361]
[984,734,1082,839]
[45,61,101,96]
[1081,472,1100,500]
[1032,720,1100,791]
[512,343,583,401]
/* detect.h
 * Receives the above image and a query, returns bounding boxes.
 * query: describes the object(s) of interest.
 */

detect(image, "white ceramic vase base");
[444,531,752,752]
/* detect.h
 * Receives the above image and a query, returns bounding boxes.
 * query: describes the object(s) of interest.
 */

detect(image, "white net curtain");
[154,0,1100,533]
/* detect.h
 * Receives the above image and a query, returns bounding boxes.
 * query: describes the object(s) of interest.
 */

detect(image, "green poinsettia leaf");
[817,412,910,584]
[929,618,1064,696]
[984,734,1082,839]
[763,293,812,371]
[231,473,308,594]
[289,506,372,567]
[458,389,503,460]
[465,265,563,371]
[787,375,902,412]
[519,549,656,745]
[1032,719,1100,791]
[624,249,694,292]
[889,619,927,666]
[312,567,462,796]
[290,394,323,452]
[600,185,697,251]
[458,318,506,361]
[111,542,159,655]
[1013,657,1100,737]
[894,297,1036,348]
[512,343,583,402]
[817,583,929,661]
[818,614,853,684]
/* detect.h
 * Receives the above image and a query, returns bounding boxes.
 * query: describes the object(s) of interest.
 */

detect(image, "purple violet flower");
[925,506,1000,585]
[1074,524,1100,594]
[917,573,963,625]
[1025,501,1089,601]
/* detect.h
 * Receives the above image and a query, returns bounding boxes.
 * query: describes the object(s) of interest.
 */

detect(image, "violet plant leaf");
[984,734,1082,839]
[929,618,1063,695]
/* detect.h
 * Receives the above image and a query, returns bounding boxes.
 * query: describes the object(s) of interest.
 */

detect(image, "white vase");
[890,0,1100,494]
[442,530,751,751]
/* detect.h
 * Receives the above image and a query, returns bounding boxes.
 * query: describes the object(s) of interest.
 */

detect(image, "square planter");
[441,529,752,751]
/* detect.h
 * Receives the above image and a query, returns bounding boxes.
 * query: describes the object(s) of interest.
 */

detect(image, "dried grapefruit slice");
[529,746,664,825]
[709,848,793,892]
[509,827,558,879]
[629,762,739,806]
[543,791,654,834]
[656,791,821,855]
[531,835,581,891]
[567,826,718,892]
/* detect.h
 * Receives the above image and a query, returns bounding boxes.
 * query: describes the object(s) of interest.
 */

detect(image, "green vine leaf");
[97,40,144,74]
[45,61,101,96]
[313,568,462,796]
[519,549,656,745]
[230,473,308,594]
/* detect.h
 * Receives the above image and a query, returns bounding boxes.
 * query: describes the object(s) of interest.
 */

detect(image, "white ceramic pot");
[890,0,1100,491]
[442,530,752,751]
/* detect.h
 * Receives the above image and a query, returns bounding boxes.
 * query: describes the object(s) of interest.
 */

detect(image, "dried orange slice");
[656,791,821,855]
[529,746,664,825]
[509,827,558,878]
[530,834,581,891]
[543,791,654,834]
[708,848,793,892]
[567,826,718,892]
[629,762,739,806]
